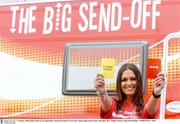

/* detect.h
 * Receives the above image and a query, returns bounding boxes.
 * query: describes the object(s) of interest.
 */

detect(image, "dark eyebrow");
[121,77,127,81]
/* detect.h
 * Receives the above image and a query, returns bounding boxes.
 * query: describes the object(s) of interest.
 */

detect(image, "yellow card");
[100,58,115,79]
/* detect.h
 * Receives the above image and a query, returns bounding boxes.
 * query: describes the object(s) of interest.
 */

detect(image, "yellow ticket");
[100,58,115,79]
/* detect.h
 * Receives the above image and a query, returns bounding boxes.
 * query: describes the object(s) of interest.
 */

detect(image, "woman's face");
[121,69,137,96]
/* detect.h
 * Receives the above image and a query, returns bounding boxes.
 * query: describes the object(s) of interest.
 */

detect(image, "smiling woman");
[94,63,165,119]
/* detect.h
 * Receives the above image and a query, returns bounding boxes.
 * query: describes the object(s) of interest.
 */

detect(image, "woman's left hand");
[153,73,165,96]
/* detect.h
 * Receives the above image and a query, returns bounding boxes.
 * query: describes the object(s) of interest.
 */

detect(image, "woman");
[94,63,165,119]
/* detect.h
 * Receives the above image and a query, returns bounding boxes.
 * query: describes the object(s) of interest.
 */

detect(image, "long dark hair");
[114,63,144,113]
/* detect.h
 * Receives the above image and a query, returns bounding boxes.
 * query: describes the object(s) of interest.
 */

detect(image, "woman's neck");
[125,95,134,103]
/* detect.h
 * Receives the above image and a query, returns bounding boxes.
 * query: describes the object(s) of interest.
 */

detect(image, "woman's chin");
[124,91,135,95]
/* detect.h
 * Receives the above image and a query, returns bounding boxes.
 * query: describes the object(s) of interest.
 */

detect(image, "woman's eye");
[121,78,127,82]
[130,78,136,81]
[121,77,136,82]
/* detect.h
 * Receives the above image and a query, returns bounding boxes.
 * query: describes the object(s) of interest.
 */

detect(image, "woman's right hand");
[94,73,111,111]
[94,73,106,95]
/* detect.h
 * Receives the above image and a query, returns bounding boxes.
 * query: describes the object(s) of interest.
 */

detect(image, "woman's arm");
[146,73,165,116]
[94,73,112,112]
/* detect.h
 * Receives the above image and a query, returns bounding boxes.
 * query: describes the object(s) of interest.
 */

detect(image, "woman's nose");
[126,79,133,85]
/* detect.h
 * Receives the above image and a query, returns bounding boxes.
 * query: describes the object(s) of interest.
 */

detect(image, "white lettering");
[89,2,98,30]
[43,7,54,34]
[78,2,123,32]
[98,3,111,32]
[19,8,29,34]
[61,4,72,32]
[152,0,161,29]
[78,3,88,32]
[111,2,122,31]
[131,0,142,28]
[10,6,19,28]
[28,6,37,33]
[142,0,151,30]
